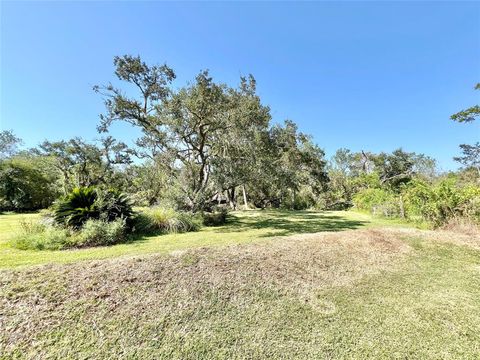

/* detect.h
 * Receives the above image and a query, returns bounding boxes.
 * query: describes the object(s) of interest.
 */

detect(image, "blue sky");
[1,1,479,170]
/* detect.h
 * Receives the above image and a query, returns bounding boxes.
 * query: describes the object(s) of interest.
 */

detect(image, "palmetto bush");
[95,188,134,223]
[54,187,133,228]
[54,187,99,228]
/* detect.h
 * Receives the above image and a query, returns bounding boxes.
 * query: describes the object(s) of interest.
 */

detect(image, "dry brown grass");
[1,228,410,357]
[386,225,480,250]
[2,226,480,359]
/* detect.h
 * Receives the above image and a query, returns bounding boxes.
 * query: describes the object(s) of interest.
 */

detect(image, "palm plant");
[54,187,98,228]
[54,187,134,228]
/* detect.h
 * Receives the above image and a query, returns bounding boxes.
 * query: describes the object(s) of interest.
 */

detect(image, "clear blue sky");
[1,1,479,170]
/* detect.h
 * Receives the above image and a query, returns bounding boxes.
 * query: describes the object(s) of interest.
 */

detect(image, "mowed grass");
[1,210,479,358]
[0,210,405,269]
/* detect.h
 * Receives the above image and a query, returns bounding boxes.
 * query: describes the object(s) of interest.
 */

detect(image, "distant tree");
[36,137,131,194]
[94,55,176,159]
[454,142,480,176]
[211,76,272,209]
[372,149,435,189]
[450,83,480,123]
[450,83,480,178]
[0,157,58,211]
[96,55,280,210]
[0,130,22,159]
[247,121,328,209]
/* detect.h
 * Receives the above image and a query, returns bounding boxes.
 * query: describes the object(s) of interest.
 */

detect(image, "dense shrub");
[78,219,127,247]
[353,188,400,217]
[11,218,127,250]
[11,220,73,250]
[202,207,228,226]
[0,159,58,211]
[404,178,480,227]
[141,207,201,233]
[130,212,156,235]
[54,187,133,228]
[54,187,98,227]
[95,189,134,223]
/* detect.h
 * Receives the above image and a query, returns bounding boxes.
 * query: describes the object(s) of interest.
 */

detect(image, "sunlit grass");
[2,222,479,358]
[0,210,411,269]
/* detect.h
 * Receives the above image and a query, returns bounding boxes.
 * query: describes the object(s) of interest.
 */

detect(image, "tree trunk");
[231,187,237,210]
[226,188,237,210]
[242,185,249,210]
[399,194,405,218]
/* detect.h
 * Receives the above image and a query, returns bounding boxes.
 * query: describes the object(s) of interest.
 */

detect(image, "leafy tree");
[96,55,279,211]
[373,149,435,189]
[210,76,271,209]
[454,142,480,176]
[450,82,480,178]
[36,137,131,194]
[450,83,480,123]
[0,157,58,211]
[0,130,22,159]
[247,121,328,209]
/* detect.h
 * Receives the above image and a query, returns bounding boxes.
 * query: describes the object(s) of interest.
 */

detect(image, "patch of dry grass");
[386,226,480,250]
[3,227,479,358]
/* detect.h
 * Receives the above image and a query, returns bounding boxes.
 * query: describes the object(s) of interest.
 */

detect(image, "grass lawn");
[0,210,406,269]
[1,210,479,358]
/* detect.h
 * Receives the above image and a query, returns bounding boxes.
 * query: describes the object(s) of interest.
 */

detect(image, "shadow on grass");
[217,210,368,238]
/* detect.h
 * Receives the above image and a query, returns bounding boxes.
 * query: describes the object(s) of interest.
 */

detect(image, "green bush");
[54,187,133,228]
[11,220,73,250]
[54,187,98,227]
[139,207,201,234]
[95,188,134,223]
[130,212,156,235]
[202,207,228,226]
[404,177,480,227]
[0,158,58,211]
[353,188,400,217]
[11,218,128,250]
[78,219,127,247]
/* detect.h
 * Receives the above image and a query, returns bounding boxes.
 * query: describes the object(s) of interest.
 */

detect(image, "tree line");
[1,55,478,227]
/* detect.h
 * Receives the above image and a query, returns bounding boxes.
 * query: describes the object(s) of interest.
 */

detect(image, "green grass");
[1,218,479,358]
[0,210,409,269]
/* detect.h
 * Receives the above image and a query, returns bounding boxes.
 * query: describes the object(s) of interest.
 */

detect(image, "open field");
[1,211,480,358]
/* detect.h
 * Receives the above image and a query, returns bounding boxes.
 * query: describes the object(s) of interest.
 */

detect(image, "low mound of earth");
[1,228,479,359]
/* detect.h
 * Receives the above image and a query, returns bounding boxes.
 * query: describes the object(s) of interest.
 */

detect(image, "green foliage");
[450,83,480,123]
[353,188,400,218]
[454,142,480,174]
[95,188,134,223]
[54,187,134,228]
[0,130,22,159]
[202,207,228,226]
[11,220,73,250]
[54,187,99,228]
[11,218,127,250]
[140,207,201,233]
[0,158,58,211]
[404,177,480,227]
[78,219,127,247]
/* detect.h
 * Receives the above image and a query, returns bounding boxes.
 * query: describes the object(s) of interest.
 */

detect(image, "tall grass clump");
[139,207,201,233]
[11,219,73,250]
[77,218,127,247]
